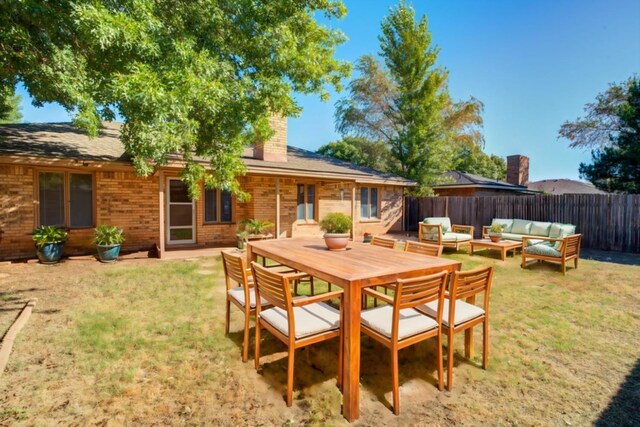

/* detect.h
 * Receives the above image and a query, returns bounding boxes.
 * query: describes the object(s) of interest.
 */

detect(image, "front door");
[166,178,195,244]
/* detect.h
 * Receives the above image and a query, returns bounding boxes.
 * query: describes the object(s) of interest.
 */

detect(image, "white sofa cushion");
[511,219,532,235]
[530,221,552,236]
[361,305,438,340]
[417,299,485,327]
[259,302,340,339]
[442,232,472,242]
[228,287,269,309]
[491,218,514,233]
[425,217,452,233]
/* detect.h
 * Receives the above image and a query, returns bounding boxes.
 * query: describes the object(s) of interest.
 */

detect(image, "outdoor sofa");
[418,217,474,251]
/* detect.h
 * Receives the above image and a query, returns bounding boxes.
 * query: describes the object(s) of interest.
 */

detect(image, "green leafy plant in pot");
[488,224,504,243]
[32,225,68,264]
[94,225,125,263]
[319,212,352,251]
[236,219,274,250]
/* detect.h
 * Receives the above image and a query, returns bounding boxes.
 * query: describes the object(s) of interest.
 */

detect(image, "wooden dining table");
[247,237,462,422]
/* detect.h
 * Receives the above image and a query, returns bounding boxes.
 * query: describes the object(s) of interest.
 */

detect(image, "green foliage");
[1,0,350,199]
[93,225,126,246]
[452,141,507,180]
[319,212,352,234]
[317,136,392,171]
[559,76,637,149]
[0,87,22,124]
[579,76,640,193]
[32,226,69,248]
[333,3,497,193]
[237,219,273,235]
[489,224,504,234]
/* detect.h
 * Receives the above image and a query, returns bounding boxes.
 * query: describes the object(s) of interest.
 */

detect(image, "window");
[204,188,233,223]
[297,184,316,221]
[38,171,94,227]
[360,186,379,219]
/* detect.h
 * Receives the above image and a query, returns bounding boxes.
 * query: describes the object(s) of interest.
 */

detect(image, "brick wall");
[253,116,287,162]
[0,165,36,260]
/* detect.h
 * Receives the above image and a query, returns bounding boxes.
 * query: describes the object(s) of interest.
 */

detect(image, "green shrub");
[32,225,68,248]
[93,225,125,246]
[319,212,352,234]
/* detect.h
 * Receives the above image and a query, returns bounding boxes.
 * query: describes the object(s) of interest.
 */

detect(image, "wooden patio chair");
[417,266,493,390]
[222,250,273,363]
[360,271,448,415]
[252,262,344,407]
[370,235,398,250]
[418,217,474,251]
[404,240,444,257]
[521,234,582,275]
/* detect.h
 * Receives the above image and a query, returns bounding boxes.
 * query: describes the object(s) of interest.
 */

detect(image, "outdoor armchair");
[417,266,493,390]
[521,234,582,275]
[419,217,474,251]
[404,240,444,257]
[251,262,344,407]
[360,271,448,415]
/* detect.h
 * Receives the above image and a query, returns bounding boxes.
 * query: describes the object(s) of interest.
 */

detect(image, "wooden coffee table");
[470,239,522,261]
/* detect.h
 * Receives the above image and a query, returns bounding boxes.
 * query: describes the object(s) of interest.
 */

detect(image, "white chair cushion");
[417,298,485,327]
[442,232,472,242]
[260,302,340,339]
[360,306,438,340]
[228,287,268,309]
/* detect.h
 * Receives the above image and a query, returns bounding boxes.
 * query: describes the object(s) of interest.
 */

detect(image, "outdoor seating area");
[418,217,474,251]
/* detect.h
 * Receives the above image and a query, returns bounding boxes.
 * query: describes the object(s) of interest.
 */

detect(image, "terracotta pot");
[323,233,350,251]
[489,234,501,243]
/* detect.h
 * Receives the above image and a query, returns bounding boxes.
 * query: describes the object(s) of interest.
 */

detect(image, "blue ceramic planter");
[36,242,64,264]
[96,244,121,263]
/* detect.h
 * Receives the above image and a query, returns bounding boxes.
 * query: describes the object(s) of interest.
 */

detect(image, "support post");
[158,171,165,258]
[276,177,281,238]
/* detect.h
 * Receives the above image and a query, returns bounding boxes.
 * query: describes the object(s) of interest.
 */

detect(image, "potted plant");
[319,212,352,251]
[32,225,68,264]
[94,225,125,263]
[236,219,274,250]
[236,230,250,250]
[488,224,503,243]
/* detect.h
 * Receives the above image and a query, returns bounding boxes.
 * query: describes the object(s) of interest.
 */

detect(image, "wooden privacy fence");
[405,194,640,253]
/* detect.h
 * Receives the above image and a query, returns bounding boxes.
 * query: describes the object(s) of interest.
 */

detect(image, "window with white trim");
[360,186,379,219]
[296,184,316,221]
[38,171,94,227]
[204,188,233,223]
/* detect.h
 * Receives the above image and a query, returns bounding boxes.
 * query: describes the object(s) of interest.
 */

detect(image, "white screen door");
[166,178,195,244]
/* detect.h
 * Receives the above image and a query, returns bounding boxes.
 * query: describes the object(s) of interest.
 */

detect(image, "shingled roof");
[434,171,539,194]
[528,179,607,195]
[0,122,414,186]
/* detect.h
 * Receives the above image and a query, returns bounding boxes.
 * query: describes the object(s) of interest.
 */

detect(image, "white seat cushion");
[417,298,485,327]
[260,302,340,339]
[360,306,438,340]
[442,232,472,242]
[228,287,269,309]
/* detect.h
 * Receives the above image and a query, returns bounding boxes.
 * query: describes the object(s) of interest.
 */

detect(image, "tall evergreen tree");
[0,88,22,124]
[579,77,640,193]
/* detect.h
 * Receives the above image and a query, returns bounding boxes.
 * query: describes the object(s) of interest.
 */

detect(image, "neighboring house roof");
[0,122,414,186]
[433,171,539,194]
[528,179,607,195]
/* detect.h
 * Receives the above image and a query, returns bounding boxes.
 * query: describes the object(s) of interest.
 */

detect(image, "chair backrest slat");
[404,240,443,257]
[371,236,398,249]
[395,272,448,310]
[450,266,493,303]
[564,234,581,256]
[251,262,291,311]
[222,250,249,288]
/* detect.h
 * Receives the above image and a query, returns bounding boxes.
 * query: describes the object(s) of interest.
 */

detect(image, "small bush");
[319,212,352,234]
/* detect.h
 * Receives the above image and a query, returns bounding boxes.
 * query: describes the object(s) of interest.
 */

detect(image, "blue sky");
[15,0,640,181]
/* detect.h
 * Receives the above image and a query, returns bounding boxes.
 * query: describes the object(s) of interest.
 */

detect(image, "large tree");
[0,0,350,198]
[559,76,637,149]
[317,136,392,171]
[333,3,493,193]
[579,77,640,193]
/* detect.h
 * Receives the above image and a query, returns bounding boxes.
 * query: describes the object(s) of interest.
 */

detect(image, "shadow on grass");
[580,249,640,266]
[596,357,640,426]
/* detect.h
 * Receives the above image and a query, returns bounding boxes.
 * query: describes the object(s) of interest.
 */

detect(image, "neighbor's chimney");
[254,115,287,162]
[507,155,529,186]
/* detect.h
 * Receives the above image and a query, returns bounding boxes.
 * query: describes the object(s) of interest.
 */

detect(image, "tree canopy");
[317,136,392,171]
[579,77,640,193]
[331,3,496,193]
[0,87,22,124]
[559,76,637,149]
[1,0,350,198]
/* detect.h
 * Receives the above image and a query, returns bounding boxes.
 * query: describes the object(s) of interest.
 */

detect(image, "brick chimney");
[254,115,287,162]
[506,155,529,186]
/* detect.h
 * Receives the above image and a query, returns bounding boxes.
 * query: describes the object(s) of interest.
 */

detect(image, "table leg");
[342,284,361,422]
[246,244,254,265]
[470,244,474,256]
[465,295,475,359]
[501,247,506,261]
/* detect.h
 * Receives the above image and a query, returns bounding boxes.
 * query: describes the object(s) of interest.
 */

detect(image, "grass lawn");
[0,249,638,426]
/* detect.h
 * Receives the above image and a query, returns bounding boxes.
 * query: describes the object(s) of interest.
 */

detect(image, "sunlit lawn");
[0,249,638,426]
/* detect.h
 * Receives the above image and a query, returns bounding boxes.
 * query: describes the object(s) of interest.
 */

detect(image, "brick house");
[432,155,540,197]
[0,117,414,261]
